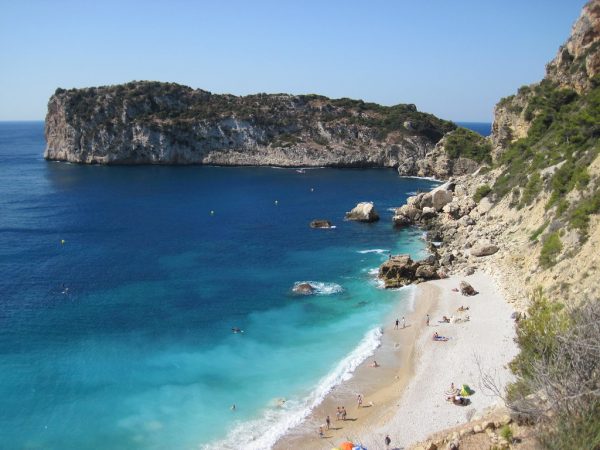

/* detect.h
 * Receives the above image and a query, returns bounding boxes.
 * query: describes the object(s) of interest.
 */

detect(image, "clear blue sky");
[0,0,588,121]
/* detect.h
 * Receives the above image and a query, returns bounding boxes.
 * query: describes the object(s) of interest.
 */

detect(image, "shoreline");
[274,282,440,449]
[274,271,518,449]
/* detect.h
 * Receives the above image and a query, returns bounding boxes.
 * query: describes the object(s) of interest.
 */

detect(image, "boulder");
[392,213,412,227]
[471,243,499,257]
[432,189,453,211]
[415,264,438,279]
[407,194,423,209]
[399,204,421,221]
[293,282,316,295]
[421,206,437,220]
[378,254,417,288]
[442,201,460,219]
[440,253,455,266]
[477,197,493,214]
[310,219,333,229]
[345,202,380,222]
[464,266,475,276]
[460,281,478,296]
[420,192,433,208]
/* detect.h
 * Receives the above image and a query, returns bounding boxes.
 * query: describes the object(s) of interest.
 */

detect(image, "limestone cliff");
[44,82,465,174]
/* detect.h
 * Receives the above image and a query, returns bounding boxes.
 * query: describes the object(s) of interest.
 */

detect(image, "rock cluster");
[345,202,380,222]
[378,254,442,288]
[393,182,455,227]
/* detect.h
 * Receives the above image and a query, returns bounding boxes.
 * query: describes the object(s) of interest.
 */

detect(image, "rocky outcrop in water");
[44,82,465,173]
[345,202,380,222]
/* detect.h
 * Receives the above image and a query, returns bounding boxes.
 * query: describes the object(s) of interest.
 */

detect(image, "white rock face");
[345,202,380,222]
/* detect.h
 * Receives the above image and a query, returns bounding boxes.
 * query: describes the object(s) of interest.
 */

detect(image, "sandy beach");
[274,271,518,449]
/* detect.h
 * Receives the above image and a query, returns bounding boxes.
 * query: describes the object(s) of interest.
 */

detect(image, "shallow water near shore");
[0,122,440,449]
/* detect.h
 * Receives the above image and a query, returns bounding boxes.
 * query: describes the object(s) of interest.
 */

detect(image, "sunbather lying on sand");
[439,316,450,323]
[457,306,469,312]
[433,332,449,341]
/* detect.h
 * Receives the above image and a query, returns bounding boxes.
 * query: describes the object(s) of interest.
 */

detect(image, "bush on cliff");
[508,292,600,449]
[473,184,492,203]
[539,231,562,268]
[443,128,492,163]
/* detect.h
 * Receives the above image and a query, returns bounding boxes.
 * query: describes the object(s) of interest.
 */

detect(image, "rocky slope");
[45,82,486,176]
[388,0,600,310]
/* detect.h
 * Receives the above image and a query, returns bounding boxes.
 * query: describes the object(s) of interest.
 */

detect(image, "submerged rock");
[310,219,333,229]
[292,283,316,295]
[345,202,380,222]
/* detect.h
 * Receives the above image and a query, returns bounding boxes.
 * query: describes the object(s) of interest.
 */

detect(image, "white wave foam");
[357,248,389,255]
[367,268,378,276]
[204,327,383,450]
[292,281,343,295]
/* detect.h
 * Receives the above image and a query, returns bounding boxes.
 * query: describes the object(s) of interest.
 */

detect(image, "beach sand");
[274,271,518,449]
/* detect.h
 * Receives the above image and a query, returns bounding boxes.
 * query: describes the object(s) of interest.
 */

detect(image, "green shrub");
[499,424,513,442]
[473,184,492,203]
[443,128,492,163]
[569,188,600,235]
[539,232,562,268]
[508,288,567,396]
[519,171,542,208]
[529,221,549,241]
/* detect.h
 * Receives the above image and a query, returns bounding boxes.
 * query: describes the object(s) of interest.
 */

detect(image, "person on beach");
[370,360,379,368]
[342,406,347,420]
[426,314,430,326]
[325,415,331,429]
[336,406,341,420]
[385,434,392,448]
[357,394,363,408]
[318,426,324,438]
[394,318,399,329]
[402,316,406,328]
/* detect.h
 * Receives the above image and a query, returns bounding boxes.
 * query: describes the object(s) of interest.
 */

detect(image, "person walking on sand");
[402,316,406,328]
[342,406,347,420]
[336,406,341,420]
[357,394,363,408]
[318,426,324,438]
[385,434,392,448]
[325,415,331,429]
[426,313,430,326]
[394,318,399,329]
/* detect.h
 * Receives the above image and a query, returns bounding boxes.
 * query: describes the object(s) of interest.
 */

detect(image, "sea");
[0,120,489,450]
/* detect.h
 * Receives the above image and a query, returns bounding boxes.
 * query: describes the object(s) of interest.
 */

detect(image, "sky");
[0,0,589,122]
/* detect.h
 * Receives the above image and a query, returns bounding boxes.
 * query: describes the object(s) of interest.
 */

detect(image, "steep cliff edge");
[403,2,600,447]
[44,83,474,175]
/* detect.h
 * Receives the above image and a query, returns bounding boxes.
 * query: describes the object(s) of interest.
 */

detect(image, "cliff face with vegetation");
[45,83,478,175]
[405,2,600,448]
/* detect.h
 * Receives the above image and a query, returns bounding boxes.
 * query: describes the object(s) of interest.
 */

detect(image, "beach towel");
[461,384,473,396]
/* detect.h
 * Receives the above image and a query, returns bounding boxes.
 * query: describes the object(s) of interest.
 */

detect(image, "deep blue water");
[0,121,439,449]
[456,122,492,137]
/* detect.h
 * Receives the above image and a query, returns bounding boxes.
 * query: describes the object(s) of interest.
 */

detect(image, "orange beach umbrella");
[339,442,354,450]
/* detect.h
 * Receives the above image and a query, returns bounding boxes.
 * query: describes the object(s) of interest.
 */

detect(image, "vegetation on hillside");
[443,128,492,163]
[507,291,600,449]
[55,81,456,144]
[492,78,600,248]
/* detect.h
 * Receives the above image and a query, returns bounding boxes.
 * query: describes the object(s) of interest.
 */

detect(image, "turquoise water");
[0,122,440,449]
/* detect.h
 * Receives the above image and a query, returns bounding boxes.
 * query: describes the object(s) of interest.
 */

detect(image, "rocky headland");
[44,82,492,178]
